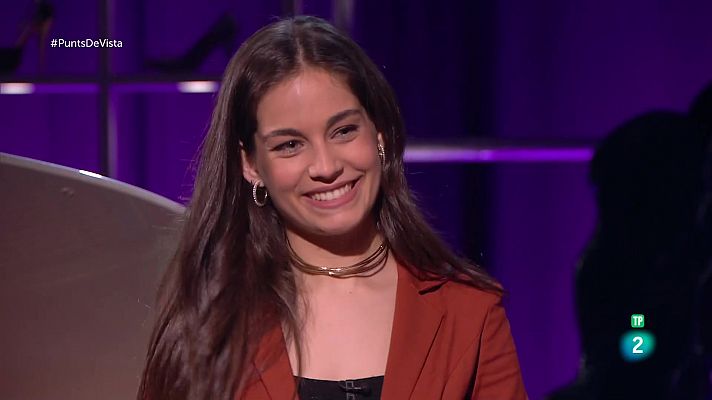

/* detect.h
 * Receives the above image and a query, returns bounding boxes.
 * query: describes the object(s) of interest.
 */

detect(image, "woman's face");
[242,67,383,239]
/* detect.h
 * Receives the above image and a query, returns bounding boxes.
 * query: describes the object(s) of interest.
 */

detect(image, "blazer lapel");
[381,264,446,399]
[252,324,296,399]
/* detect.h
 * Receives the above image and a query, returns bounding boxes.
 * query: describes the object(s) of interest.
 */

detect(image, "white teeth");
[309,182,353,201]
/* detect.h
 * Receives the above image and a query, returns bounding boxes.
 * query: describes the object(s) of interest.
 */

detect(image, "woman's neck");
[286,220,382,264]
[285,219,395,289]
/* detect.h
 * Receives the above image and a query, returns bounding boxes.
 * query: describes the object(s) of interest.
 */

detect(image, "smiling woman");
[138,16,526,400]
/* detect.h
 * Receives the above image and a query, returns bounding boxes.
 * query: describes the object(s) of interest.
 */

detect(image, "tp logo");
[620,314,655,362]
[631,314,644,328]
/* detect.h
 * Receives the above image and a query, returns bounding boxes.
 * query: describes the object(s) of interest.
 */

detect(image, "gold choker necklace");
[287,239,389,278]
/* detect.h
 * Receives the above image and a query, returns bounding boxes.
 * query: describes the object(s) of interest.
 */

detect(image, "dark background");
[2,1,711,398]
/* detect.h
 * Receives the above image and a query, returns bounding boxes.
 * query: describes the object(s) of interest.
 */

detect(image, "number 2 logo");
[632,336,644,354]
[620,330,654,361]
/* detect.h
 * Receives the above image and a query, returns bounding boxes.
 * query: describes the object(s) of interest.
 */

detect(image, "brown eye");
[333,125,358,138]
[273,140,303,154]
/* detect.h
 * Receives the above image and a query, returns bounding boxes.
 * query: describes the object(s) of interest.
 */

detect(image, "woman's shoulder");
[399,265,502,311]
[402,272,513,363]
[400,263,504,322]
[424,280,511,353]
[407,276,501,317]
[438,278,503,314]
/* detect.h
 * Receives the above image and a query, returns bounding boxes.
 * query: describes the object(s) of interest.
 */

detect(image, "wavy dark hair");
[139,16,502,400]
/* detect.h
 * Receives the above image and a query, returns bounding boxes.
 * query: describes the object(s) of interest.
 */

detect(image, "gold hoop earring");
[252,181,268,207]
[377,143,385,167]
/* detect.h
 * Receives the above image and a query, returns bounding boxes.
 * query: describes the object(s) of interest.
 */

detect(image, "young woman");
[139,16,526,400]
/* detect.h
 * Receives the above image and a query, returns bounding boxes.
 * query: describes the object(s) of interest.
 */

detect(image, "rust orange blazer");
[241,263,527,399]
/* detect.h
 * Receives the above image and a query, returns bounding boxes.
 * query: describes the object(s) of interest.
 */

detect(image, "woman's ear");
[377,132,385,148]
[240,144,261,184]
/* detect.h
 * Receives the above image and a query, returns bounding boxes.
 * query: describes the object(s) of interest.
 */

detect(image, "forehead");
[255,68,362,133]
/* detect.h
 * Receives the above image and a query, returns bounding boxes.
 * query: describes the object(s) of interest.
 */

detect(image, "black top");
[297,375,384,400]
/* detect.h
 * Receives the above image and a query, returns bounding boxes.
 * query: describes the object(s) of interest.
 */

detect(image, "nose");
[307,143,343,182]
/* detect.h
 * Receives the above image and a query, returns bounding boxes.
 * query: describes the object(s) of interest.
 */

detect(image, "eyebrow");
[326,108,362,129]
[261,108,363,140]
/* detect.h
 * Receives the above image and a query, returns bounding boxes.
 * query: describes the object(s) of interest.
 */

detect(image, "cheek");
[367,147,380,165]
[350,136,380,168]
[262,159,305,195]
[359,147,380,171]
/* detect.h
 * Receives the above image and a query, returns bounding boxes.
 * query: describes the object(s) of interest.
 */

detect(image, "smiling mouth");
[308,180,357,202]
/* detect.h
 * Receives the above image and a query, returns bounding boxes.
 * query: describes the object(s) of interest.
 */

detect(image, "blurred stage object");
[0,153,184,399]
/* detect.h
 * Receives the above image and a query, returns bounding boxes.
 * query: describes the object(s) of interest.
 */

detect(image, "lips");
[305,179,358,201]
[308,181,355,201]
[303,178,361,209]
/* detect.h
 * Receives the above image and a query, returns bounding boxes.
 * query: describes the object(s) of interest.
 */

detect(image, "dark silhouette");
[690,83,712,395]
[548,105,712,399]
[691,83,712,132]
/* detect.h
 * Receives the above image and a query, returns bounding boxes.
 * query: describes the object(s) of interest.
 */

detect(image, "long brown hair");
[138,16,502,400]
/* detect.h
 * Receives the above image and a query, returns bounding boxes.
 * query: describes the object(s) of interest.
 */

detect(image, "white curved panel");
[0,153,184,400]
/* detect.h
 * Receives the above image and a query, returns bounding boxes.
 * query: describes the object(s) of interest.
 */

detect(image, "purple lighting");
[404,145,594,163]
[0,79,224,95]
[0,82,98,94]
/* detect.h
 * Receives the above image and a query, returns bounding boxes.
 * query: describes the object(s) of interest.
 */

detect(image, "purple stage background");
[2,1,712,399]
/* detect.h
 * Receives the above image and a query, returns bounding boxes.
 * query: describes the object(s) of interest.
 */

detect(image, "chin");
[313,220,363,237]
[312,228,352,238]
[301,211,371,238]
